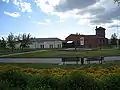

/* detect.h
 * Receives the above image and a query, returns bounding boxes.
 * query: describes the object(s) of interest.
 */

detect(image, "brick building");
[65,26,108,48]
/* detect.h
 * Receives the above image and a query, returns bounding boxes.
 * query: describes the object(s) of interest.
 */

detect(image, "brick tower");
[95,26,106,38]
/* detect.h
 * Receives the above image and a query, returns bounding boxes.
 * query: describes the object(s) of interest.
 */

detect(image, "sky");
[0,0,120,40]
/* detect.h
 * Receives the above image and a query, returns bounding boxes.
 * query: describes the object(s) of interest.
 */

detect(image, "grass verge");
[0,60,120,69]
[2,49,120,58]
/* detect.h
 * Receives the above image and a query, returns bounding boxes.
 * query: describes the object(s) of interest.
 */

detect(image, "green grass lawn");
[0,60,120,69]
[0,49,40,56]
[0,48,64,56]
[2,49,120,58]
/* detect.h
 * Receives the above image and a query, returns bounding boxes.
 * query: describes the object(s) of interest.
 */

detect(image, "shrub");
[102,74,120,90]
[28,74,60,90]
[1,65,120,90]
[0,69,28,89]
[59,72,100,90]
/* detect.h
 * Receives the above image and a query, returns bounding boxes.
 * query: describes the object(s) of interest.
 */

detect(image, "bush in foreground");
[59,72,101,90]
[0,66,120,90]
[28,74,59,90]
[0,70,28,89]
[102,74,120,90]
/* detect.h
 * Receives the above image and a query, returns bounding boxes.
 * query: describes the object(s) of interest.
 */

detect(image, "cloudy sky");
[0,0,120,39]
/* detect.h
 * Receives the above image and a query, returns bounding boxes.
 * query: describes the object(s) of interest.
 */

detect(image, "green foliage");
[102,74,120,90]
[28,74,59,90]
[59,72,100,90]
[1,67,120,90]
[114,0,120,4]
[7,33,16,50]
[0,70,28,89]
[0,33,32,52]
[0,69,101,90]
[0,37,7,49]
[17,33,32,50]
[110,33,117,46]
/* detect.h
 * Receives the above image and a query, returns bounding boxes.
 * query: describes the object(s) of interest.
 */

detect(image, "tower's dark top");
[95,26,106,38]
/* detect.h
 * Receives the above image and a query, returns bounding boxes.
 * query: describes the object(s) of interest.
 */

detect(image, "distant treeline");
[0,33,33,51]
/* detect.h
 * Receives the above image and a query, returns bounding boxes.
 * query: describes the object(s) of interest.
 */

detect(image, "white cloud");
[78,19,90,25]
[28,16,31,19]
[12,0,20,6]
[36,19,51,25]
[57,20,64,23]
[37,22,47,25]
[107,20,120,28]
[34,0,120,29]
[34,0,55,14]
[12,0,32,13]
[2,0,119,29]
[4,11,20,18]
[2,0,9,3]
[19,2,32,12]
[34,0,94,20]
[44,19,50,23]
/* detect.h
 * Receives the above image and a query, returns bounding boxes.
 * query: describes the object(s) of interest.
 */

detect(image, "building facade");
[65,26,108,48]
[29,38,62,49]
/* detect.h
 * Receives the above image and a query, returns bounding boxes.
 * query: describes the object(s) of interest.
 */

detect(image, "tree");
[7,33,16,51]
[0,37,7,50]
[119,39,120,46]
[114,0,120,4]
[110,33,117,46]
[17,33,32,50]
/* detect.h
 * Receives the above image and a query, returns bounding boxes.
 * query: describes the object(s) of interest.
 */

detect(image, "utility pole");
[117,16,119,49]
[79,34,81,51]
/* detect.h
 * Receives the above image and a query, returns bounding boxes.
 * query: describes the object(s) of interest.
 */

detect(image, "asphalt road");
[0,56,120,64]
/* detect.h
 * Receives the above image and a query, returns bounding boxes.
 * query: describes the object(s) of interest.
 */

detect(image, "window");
[40,45,44,48]
[58,44,61,48]
[49,44,53,48]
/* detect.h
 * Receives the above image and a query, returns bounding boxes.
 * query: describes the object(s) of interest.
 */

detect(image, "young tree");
[110,33,117,47]
[114,0,120,4]
[7,33,16,51]
[17,33,32,50]
[0,37,7,50]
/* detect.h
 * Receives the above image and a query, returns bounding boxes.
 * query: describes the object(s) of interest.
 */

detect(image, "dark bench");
[86,56,104,64]
[62,57,80,64]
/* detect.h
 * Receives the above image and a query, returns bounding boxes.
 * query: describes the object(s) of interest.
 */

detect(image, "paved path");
[0,56,120,63]
[104,56,120,61]
[0,50,47,57]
